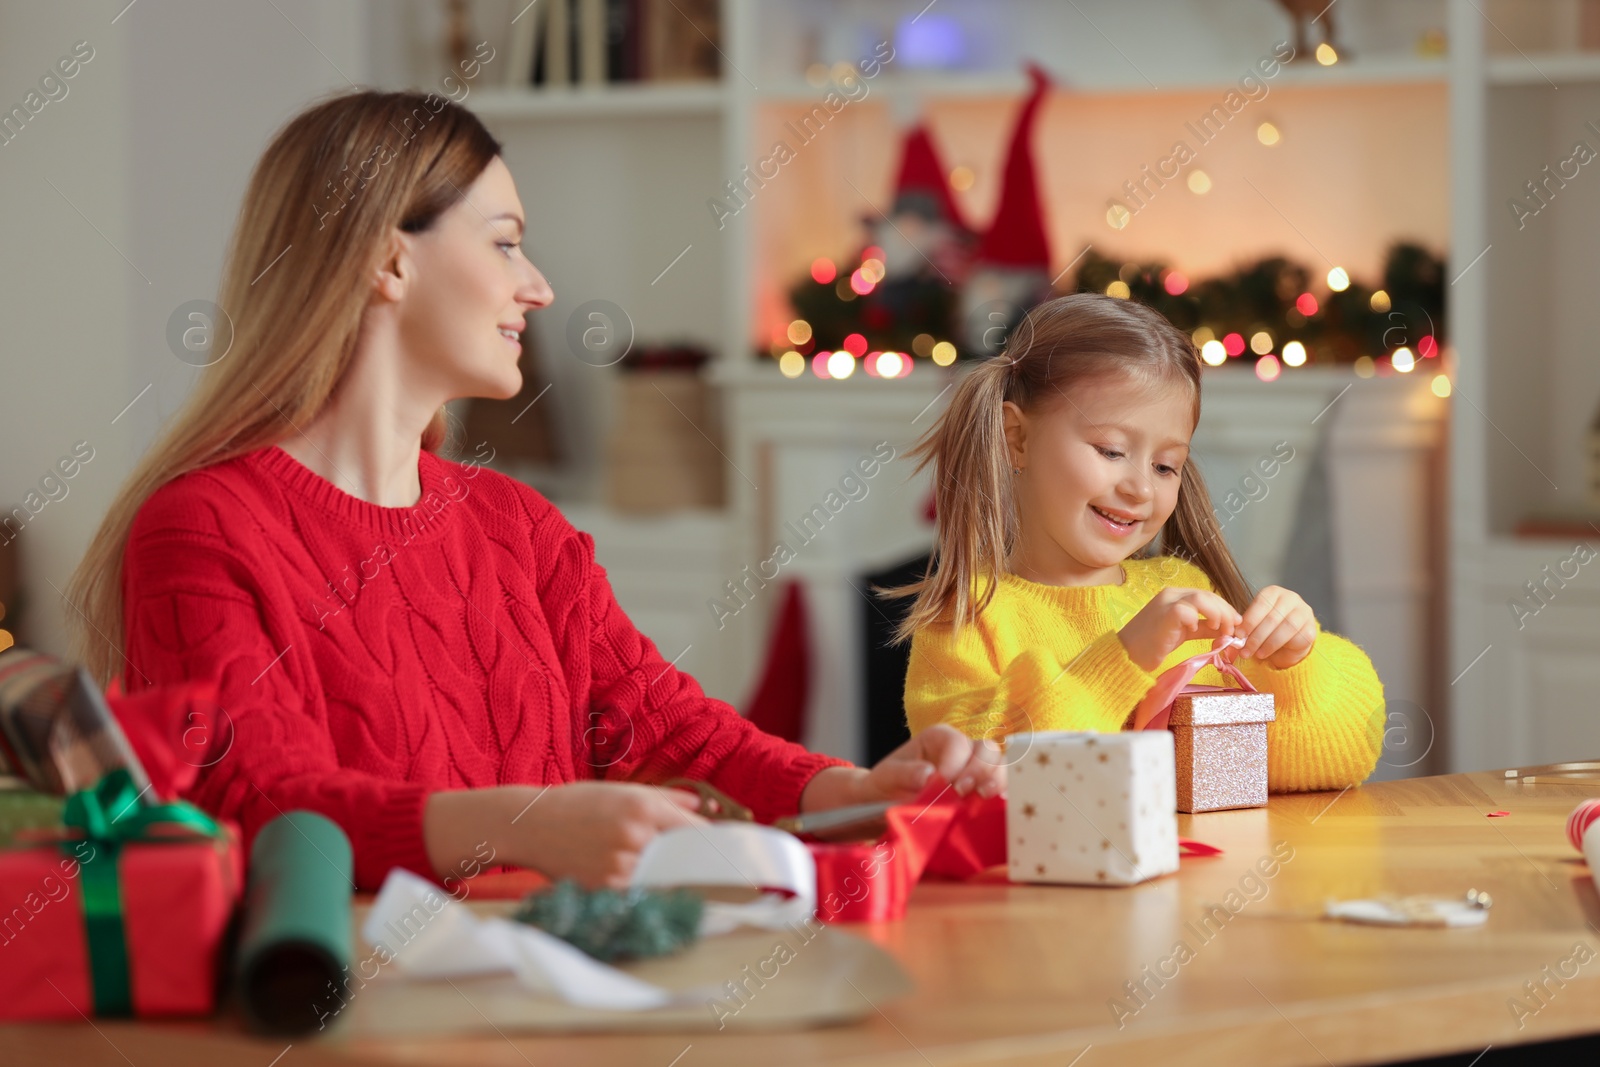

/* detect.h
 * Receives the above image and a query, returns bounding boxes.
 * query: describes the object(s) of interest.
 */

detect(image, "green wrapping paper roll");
[237,810,353,1035]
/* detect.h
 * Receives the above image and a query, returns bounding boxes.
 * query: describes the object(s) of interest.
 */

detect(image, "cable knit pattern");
[120,445,846,890]
[904,556,1385,792]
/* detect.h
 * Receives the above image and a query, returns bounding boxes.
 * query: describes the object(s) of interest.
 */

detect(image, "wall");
[0,0,365,658]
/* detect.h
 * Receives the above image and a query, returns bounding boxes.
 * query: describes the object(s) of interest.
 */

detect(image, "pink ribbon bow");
[1131,636,1257,731]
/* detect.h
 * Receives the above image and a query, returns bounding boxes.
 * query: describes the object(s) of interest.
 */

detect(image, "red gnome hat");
[976,63,1052,269]
[891,124,971,232]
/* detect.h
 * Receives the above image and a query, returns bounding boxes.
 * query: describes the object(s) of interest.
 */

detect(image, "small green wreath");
[510,880,704,963]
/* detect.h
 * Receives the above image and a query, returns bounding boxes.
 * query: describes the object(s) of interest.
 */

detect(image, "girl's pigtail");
[1160,456,1254,612]
[881,356,1015,644]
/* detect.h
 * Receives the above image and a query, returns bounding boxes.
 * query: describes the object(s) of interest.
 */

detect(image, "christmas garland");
[779,240,1445,368]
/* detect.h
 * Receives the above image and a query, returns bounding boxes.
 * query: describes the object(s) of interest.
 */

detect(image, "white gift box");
[1003,731,1180,886]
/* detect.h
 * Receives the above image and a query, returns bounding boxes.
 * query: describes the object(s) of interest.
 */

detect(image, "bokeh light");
[1431,374,1452,397]
[778,350,805,378]
[1250,330,1274,355]
[1164,271,1189,296]
[1201,340,1227,366]
[1326,267,1350,292]
[787,319,813,345]
[1257,122,1281,145]
[1255,354,1281,382]
[1392,346,1416,372]
[1295,292,1318,316]
[931,341,958,366]
[1106,203,1131,230]
[811,258,836,285]
[1106,280,1131,299]
[827,350,856,379]
[1282,340,1307,367]
[1186,170,1212,195]
[1353,355,1376,378]
[1370,289,1391,312]
[1223,332,1246,357]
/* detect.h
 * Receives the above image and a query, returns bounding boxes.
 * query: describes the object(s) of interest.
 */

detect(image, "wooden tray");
[327,901,912,1038]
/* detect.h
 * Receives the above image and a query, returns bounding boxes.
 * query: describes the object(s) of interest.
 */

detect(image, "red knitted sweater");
[120,445,846,889]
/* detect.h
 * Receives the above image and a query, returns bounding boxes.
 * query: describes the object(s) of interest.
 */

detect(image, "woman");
[68,89,1002,891]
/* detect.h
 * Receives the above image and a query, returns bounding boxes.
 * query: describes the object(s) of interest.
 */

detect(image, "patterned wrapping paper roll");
[1568,800,1600,901]
[237,810,354,1035]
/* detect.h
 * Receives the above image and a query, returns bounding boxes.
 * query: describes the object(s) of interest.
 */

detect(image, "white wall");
[0,0,365,658]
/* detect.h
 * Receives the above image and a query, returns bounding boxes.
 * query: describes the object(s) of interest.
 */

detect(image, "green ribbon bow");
[61,767,222,1016]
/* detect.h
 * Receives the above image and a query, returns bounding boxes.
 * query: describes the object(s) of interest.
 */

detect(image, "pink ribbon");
[1131,636,1256,731]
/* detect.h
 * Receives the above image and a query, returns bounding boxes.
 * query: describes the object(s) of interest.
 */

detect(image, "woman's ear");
[370,228,414,302]
[1001,400,1027,470]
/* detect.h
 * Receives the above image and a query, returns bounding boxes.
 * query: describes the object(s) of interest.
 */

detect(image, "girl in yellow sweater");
[893,293,1384,793]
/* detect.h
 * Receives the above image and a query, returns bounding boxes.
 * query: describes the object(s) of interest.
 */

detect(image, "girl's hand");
[1233,585,1318,669]
[1118,587,1243,672]
[800,724,1007,811]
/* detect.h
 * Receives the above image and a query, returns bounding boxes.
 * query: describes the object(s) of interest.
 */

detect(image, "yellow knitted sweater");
[904,556,1385,792]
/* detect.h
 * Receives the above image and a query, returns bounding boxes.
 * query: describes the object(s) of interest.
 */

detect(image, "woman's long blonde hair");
[68,89,502,684]
[885,292,1252,643]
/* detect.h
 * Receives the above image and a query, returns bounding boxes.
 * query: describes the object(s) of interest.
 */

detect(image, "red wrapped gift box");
[0,823,241,1020]
[810,782,1008,923]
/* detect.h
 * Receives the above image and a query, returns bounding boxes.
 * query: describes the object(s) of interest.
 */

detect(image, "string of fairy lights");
[771,244,1450,399]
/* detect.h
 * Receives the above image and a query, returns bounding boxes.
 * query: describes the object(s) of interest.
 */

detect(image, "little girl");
[893,293,1384,792]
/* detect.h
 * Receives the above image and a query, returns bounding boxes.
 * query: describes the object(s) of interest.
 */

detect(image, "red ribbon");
[1132,637,1256,731]
[809,780,1223,922]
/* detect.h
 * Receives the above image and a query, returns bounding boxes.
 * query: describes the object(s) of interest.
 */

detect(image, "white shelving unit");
[1447,2,1600,772]
[467,83,728,118]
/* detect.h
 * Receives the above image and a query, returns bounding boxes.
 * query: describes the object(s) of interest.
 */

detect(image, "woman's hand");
[426,782,706,890]
[1118,587,1243,672]
[1231,585,1318,669]
[800,724,1006,811]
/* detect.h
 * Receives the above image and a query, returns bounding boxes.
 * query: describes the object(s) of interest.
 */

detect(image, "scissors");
[663,778,895,842]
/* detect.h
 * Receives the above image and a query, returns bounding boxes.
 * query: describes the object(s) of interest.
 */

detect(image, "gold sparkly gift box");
[1003,731,1179,887]
[1166,687,1276,813]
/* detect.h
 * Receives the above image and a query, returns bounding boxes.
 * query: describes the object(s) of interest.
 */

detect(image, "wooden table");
[8,767,1600,1066]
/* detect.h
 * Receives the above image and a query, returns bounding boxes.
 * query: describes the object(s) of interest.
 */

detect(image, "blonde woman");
[69,90,1001,891]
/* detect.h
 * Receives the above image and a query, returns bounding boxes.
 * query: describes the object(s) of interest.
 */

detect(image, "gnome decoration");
[959,63,1054,357]
[787,118,971,356]
[784,61,1056,364]
[872,124,974,285]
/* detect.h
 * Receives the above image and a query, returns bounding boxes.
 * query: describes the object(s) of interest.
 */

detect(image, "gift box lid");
[1007,729,1173,749]
[1168,687,1276,727]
